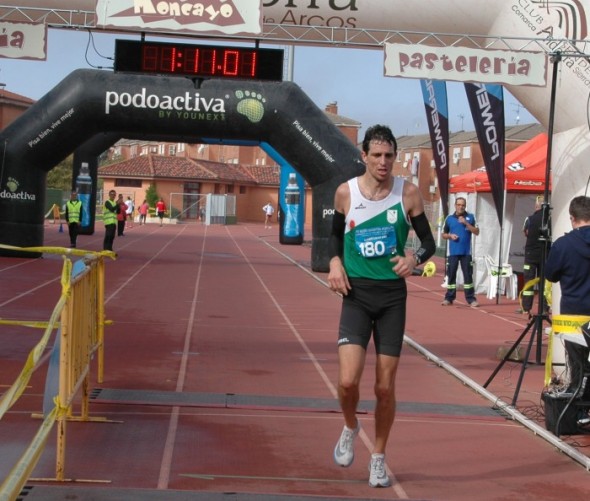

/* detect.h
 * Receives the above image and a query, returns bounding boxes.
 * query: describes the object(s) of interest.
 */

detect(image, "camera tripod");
[484,204,552,407]
[483,304,550,407]
[484,52,565,408]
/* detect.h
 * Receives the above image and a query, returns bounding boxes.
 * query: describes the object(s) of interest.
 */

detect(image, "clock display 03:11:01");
[114,40,284,81]
[144,45,257,78]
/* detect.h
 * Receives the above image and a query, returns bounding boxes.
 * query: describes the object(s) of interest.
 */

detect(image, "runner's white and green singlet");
[344,176,410,280]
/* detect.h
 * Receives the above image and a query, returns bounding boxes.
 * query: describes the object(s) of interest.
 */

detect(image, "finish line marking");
[180,472,366,484]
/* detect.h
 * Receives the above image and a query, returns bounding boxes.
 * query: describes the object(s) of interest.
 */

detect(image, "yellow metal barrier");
[545,314,590,387]
[0,252,72,419]
[0,246,116,499]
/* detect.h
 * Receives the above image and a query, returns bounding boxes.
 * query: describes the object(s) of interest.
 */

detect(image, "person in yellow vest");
[103,189,119,251]
[65,191,83,248]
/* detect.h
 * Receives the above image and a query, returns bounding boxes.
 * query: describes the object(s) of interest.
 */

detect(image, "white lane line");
[158,225,208,489]
[233,226,409,499]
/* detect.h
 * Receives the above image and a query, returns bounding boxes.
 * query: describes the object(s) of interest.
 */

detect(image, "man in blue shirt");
[442,197,480,307]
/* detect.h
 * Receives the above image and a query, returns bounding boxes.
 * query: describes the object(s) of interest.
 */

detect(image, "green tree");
[46,156,73,190]
[145,184,159,208]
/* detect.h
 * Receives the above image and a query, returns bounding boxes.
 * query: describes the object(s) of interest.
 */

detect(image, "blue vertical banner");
[260,142,306,245]
[420,79,450,217]
[465,83,505,225]
[279,165,305,245]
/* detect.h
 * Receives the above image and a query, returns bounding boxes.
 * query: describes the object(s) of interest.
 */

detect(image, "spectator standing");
[125,196,135,228]
[156,197,167,227]
[116,194,127,236]
[441,197,480,307]
[65,191,83,248]
[138,200,149,225]
[263,201,275,229]
[103,190,119,251]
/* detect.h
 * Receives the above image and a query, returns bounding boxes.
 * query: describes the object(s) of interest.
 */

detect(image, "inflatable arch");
[2,1,590,279]
[0,69,364,270]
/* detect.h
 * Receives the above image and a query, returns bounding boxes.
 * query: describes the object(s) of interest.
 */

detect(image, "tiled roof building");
[99,102,358,224]
[99,156,262,184]
[0,88,35,129]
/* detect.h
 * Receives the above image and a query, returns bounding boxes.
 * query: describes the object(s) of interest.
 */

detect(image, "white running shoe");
[368,453,391,488]
[333,422,360,467]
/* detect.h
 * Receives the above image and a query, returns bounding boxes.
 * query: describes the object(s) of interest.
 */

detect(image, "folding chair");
[484,255,517,300]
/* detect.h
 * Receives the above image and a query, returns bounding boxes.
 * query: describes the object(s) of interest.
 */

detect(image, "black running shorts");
[337,277,407,357]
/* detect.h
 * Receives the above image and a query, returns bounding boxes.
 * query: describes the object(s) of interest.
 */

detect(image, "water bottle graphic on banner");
[75,162,92,228]
[284,173,300,238]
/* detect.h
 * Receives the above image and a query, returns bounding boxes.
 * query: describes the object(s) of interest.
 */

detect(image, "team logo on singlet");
[387,209,398,224]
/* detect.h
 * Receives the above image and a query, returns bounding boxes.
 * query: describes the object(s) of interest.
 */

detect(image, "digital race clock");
[114,40,284,82]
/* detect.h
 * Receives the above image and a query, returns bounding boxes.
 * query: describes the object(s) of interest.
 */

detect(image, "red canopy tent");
[449,133,550,193]
[446,133,550,291]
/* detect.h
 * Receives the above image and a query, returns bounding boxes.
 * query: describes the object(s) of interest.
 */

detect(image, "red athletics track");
[1,220,589,501]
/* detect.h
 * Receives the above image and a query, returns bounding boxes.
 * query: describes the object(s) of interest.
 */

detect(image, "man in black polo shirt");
[520,196,546,315]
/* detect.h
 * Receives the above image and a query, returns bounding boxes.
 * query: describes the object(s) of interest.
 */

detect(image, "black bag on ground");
[542,391,579,435]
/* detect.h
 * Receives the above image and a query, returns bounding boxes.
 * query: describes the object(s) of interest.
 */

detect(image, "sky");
[0,28,538,138]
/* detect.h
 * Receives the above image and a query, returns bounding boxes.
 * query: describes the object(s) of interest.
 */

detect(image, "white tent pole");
[495,180,510,303]
[495,186,508,303]
[496,222,503,302]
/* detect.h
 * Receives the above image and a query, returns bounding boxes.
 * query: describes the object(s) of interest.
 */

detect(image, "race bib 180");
[354,227,397,258]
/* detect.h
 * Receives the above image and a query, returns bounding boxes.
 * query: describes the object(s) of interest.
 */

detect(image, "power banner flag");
[420,79,450,217]
[465,83,505,225]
